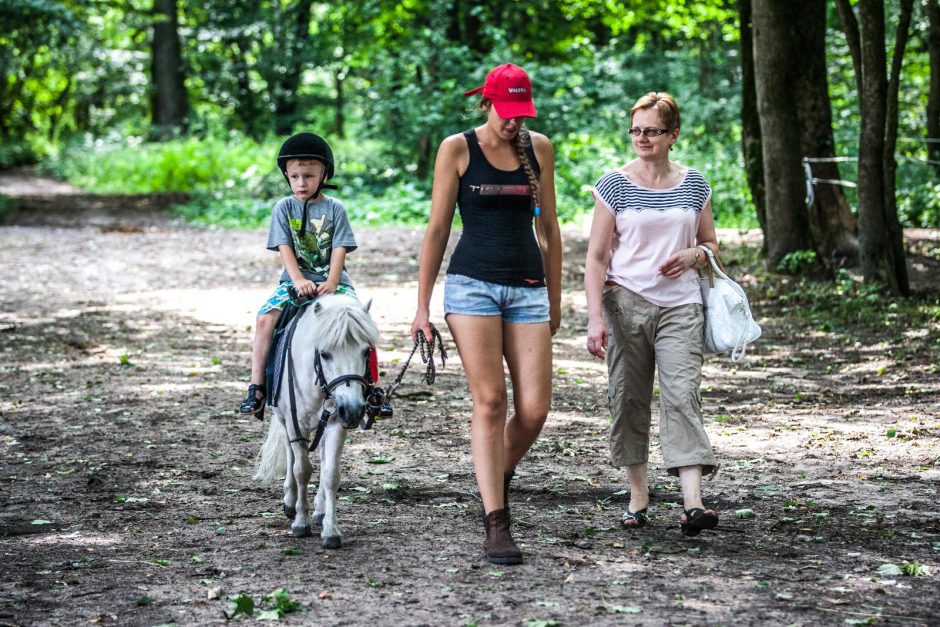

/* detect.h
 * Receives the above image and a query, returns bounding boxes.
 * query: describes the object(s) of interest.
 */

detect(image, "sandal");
[680,507,719,537]
[239,383,266,420]
[621,507,648,528]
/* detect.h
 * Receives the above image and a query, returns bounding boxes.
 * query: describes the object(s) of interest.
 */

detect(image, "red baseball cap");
[464,63,538,119]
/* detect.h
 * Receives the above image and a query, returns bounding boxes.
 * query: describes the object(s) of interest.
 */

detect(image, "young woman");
[411,63,562,564]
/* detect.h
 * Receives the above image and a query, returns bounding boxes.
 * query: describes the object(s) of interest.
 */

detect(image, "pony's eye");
[321,352,332,361]
[361,348,370,359]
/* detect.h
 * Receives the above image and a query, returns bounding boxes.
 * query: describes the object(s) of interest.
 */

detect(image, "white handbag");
[698,246,761,362]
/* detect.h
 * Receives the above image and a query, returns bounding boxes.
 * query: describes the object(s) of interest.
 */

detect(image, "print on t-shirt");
[289,215,334,277]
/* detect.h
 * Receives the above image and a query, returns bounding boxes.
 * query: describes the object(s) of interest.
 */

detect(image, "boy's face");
[285,160,327,202]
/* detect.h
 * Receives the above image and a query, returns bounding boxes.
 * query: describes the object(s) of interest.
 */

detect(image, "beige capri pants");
[602,285,717,476]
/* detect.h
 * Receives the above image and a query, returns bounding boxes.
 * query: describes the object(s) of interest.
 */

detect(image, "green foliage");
[0,0,81,145]
[877,561,932,577]
[0,142,39,168]
[0,195,15,222]
[897,175,940,229]
[225,588,302,620]
[774,268,940,335]
[776,250,819,274]
[260,588,301,618]
[226,593,255,619]
[46,134,273,194]
[16,0,940,234]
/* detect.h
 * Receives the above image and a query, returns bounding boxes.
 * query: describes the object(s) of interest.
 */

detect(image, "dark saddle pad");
[265,302,309,408]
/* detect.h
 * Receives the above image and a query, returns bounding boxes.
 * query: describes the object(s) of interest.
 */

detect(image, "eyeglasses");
[628,127,670,137]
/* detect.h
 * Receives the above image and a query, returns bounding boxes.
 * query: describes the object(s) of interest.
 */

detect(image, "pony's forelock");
[303,294,379,350]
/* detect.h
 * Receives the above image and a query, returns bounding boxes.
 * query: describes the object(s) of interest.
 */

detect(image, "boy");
[239,132,358,418]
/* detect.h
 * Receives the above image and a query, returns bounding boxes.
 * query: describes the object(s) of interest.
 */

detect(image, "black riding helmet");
[277,132,335,181]
[277,132,338,237]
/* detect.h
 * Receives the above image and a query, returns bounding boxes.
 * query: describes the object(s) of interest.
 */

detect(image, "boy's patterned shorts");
[258,281,357,316]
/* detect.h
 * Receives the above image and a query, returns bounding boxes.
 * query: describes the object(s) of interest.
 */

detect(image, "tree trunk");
[794,0,859,271]
[738,0,767,252]
[883,0,913,294]
[272,0,313,135]
[335,72,345,139]
[927,0,940,173]
[150,0,188,139]
[230,37,265,140]
[855,0,889,285]
[751,0,812,266]
[844,0,909,294]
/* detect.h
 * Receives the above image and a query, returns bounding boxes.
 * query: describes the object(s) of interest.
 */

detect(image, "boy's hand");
[316,279,339,295]
[293,278,317,297]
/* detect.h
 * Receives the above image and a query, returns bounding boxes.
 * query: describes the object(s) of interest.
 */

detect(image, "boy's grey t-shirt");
[266,195,357,287]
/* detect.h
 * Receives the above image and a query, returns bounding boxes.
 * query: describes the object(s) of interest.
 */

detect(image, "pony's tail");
[253,417,287,483]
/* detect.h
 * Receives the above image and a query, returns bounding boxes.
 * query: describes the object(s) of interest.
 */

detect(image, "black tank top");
[446,129,545,287]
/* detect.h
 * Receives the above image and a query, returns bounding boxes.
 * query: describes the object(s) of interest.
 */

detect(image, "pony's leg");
[312,440,326,527]
[282,437,297,520]
[318,421,346,549]
[289,442,314,538]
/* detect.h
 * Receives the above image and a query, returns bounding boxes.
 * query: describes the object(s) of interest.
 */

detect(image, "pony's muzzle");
[336,401,366,429]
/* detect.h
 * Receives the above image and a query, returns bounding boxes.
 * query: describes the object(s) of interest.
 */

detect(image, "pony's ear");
[314,301,323,314]
[363,298,373,312]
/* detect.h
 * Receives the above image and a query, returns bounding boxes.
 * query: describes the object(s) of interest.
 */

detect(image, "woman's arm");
[584,199,615,359]
[411,134,465,341]
[659,198,719,278]
[695,199,719,260]
[531,132,563,335]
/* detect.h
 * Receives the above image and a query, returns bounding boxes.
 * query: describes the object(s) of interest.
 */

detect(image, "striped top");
[594,168,711,215]
[592,167,712,307]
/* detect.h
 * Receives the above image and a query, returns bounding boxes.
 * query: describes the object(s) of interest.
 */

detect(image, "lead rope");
[384,324,447,401]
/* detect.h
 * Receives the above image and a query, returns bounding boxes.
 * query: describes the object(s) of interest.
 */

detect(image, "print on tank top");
[468,184,531,196]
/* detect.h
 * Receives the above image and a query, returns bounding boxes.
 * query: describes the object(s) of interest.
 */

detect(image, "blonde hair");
[284,158,326,174]
[630,92,681,130]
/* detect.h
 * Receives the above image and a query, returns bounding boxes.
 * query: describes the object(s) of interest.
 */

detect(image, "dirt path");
[1,180,938,626]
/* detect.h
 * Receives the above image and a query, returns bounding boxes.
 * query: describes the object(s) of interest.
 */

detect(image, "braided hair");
[510,129,540,213]
[475,98,541,214]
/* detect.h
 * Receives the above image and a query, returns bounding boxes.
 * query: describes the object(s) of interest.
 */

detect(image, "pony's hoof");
[312,512,325,527]
[291,525,313,538]
[321,535,342,549]
[283,504,296,519]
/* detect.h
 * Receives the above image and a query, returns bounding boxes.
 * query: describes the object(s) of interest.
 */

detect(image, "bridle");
[313,348,373,403]
[287,341,390,453]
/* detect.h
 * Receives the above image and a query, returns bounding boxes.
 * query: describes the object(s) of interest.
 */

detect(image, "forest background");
[2,0,940,290]
[2,3,940,623]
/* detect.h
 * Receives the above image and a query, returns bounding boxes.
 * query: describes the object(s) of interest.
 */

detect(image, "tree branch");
[835,0,862,93]
[885,0,914,162]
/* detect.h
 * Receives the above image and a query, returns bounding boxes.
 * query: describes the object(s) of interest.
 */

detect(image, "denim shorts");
[444,274,549,323]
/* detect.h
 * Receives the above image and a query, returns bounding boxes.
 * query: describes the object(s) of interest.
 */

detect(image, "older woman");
[584,92,720,537]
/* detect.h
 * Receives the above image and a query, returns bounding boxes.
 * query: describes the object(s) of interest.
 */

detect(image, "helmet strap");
[288,172,338,240]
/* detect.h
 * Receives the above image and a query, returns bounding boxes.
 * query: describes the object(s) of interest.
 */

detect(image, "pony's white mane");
[300,294,379,350]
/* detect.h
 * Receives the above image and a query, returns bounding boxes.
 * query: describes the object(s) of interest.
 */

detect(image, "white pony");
[254,294,380,548]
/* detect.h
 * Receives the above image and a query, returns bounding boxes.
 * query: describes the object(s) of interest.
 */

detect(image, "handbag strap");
[699,245,731,287]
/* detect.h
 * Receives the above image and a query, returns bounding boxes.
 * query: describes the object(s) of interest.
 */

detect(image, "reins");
[384,325,447,400]
[354,325,447,439]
